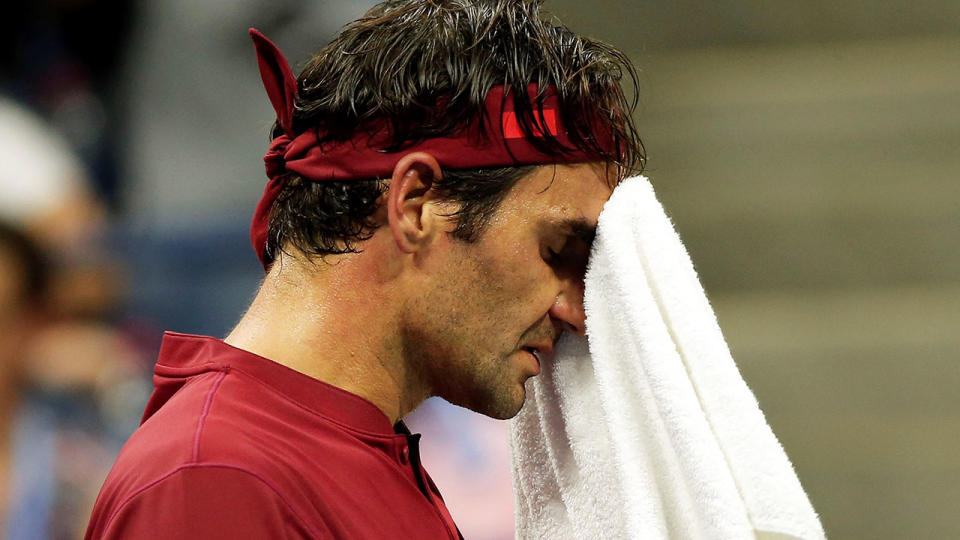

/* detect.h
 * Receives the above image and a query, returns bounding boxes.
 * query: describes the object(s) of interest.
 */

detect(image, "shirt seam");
[192,370,227,462]
[100,463,323,538]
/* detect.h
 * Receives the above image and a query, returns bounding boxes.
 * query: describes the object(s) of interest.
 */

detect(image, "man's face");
[402,162,615,419]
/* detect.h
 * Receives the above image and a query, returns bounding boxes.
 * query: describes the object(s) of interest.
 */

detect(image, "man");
[85,0,644,538]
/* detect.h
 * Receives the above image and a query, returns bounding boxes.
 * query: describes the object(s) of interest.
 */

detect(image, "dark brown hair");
[266,0,644,264]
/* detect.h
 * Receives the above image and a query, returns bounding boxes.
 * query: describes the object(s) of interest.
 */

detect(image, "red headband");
[249,28,614,269]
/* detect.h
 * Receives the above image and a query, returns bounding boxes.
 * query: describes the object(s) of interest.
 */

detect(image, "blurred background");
[1,0,957,538]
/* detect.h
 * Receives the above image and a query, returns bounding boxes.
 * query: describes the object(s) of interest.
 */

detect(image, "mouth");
[521,347,542,376]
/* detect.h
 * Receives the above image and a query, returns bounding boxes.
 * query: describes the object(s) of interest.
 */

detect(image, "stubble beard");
[403,323,527,420]
[462,355,527,420]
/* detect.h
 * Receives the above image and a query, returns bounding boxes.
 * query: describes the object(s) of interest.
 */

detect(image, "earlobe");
[386,152,443,253]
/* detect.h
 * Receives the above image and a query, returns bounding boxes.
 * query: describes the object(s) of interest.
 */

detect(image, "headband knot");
[264,133,293,179]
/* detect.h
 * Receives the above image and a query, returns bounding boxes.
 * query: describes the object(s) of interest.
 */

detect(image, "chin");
[471,385,527,420]
[482,404,522,420]
[441,365,530,419]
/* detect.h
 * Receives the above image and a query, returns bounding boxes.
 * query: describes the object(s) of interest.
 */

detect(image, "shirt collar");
[154,331,401,437]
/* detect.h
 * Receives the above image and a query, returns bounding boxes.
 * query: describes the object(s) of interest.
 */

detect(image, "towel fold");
[508,176,825,539]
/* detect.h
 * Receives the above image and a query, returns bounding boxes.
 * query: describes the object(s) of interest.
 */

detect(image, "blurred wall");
[547,1,960,538]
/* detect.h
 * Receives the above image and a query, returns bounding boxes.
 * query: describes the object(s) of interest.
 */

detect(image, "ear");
[386,152,444,253]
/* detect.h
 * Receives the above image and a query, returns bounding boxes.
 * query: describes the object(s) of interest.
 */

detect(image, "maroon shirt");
[85,332,463,539]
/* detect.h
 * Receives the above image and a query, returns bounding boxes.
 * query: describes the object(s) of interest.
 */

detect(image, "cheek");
[473,242,553,311]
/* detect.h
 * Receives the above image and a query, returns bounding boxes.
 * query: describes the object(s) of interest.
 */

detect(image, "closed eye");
[539,217,596,270]
[544,242,590,278]
[543,245,565,264]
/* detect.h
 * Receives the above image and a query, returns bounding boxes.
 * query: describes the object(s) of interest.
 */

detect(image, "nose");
[548,278,586,337]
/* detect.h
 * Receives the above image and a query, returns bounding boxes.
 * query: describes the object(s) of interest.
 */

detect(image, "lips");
[522,347,542,375]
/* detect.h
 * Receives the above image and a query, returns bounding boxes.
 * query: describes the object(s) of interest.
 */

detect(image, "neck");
[224,251,428,425]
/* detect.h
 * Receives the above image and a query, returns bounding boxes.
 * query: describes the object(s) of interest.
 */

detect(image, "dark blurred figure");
[0,222,48,506]
[0,0,134,207]
[0,96,150,538]
[0,218,150,539]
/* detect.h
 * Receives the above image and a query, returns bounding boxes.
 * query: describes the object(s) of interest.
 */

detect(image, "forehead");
[503,162,615,225]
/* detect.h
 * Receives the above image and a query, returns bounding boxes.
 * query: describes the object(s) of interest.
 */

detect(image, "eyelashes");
[543,244,565,264]
[543,241,590,276]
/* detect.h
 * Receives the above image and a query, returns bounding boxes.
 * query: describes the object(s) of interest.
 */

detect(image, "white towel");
[508,176,825,540]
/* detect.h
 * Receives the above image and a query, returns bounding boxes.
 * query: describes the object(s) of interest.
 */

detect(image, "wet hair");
[266,0,644,263]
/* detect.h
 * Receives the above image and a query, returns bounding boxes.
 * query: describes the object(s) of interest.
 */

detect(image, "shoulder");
[90,368,338,521]
[89,368,365,538]
[100,369,308,491]
[87,464,324,539]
